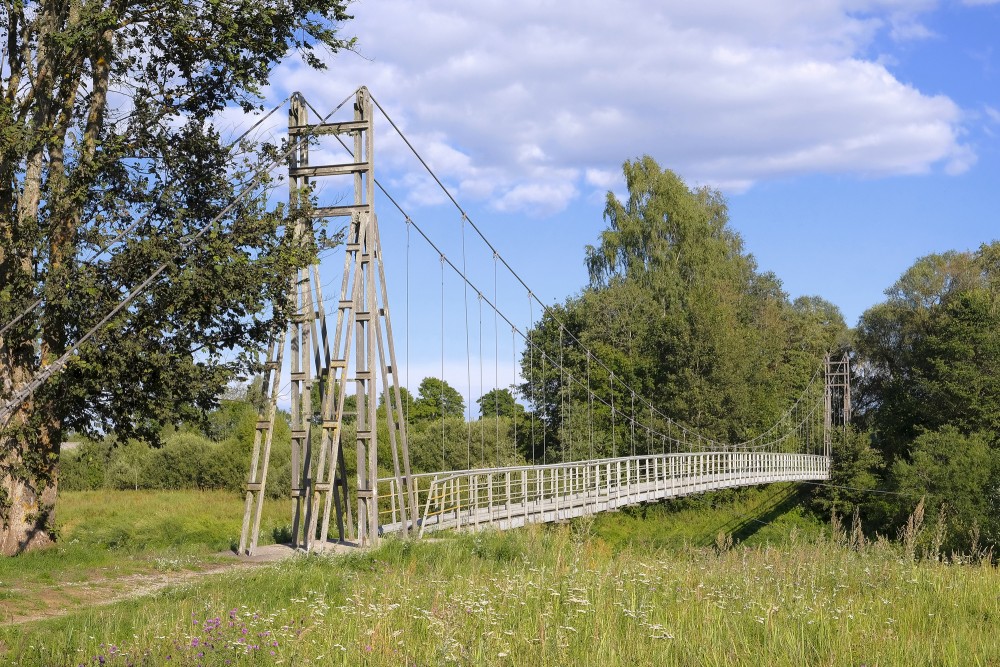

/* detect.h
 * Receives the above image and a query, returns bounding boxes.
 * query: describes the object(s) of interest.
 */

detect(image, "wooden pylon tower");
[238,87,418,556]
[823,352,851,458]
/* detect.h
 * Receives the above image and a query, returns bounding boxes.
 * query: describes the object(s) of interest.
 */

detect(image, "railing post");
[505,471,512,527]
[556,466,561,518]
[472,476,479,530]
[487,473,494,522]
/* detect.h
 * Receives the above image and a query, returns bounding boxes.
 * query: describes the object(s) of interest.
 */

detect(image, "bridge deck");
[377,451,830,536]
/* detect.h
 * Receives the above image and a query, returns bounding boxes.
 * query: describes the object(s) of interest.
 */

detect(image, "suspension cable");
[478,291,485,466]
[511,325,518,456]
[631,389,636,457]
[440,253,446,467]
[541,351,548,466]
[587,351,593,460]
[461,215,474,468]
[405,218,411,427]
[529,296,536,463]
[610,370,616,458]
[494,251,500,465]
[559,324,565,463]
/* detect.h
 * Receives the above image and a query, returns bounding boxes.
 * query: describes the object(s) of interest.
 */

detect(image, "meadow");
[1,487,998,666]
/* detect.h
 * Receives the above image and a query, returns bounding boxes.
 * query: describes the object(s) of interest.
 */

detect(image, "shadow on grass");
[695,484,807,546]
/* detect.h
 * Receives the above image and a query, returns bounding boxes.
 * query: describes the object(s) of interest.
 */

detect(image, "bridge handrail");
[376,450,826,485]
[375,451,830,537]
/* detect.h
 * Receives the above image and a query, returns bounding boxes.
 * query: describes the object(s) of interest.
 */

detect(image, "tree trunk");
[0,0,69,555]
[0,389,60,555]
[0,463,59,555]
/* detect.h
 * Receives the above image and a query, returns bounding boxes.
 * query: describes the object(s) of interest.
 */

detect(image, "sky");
[230,0,1000,405]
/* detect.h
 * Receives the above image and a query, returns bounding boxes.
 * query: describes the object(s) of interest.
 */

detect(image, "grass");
[2,488,999,666]
[0,490,291,621]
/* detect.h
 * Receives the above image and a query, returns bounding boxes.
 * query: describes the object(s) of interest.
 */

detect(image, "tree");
[521,157,835,456]
[855,244,1000,461]
[477,388,523,420]
[853,244,1000,550]
[809,426,884,523]
[410,377,465,422]
[913,289,1000,435]
[0,0,353,554]
[379,385,415,415]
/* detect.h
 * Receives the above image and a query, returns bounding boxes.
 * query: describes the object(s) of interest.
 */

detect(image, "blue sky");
[232,0,1000,403]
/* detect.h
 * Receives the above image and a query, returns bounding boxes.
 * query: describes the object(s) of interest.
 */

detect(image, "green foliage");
[407,415,476,472]
[809,426,885,521]
[891,427,1000,552]
[59,439,113,492]
[856,244,1000,460]
[410,377,465,422]
[854,242,1000,550]
[914,289,1000,434]
[105,439,153,491]
[59,398,292,496]
[380,385,415,413]
[477,388,522,419]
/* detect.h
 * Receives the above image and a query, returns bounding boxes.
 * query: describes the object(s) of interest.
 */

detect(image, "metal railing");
[377,452,830,536]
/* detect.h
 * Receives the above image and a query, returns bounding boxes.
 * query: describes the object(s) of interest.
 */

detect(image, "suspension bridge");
[0,87,850,557]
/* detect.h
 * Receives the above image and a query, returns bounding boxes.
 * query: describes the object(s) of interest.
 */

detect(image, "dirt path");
[2,542,356,626]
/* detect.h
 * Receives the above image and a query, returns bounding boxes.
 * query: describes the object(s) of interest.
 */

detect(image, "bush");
[60,439,112,491]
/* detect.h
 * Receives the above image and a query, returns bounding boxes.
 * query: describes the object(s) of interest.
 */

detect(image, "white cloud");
[584,169,620,190]
[494,180,579,216]
[889,15,936,41]
[262,0,976,215]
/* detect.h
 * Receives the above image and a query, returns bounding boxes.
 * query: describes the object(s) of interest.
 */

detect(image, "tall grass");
[4,518,999,666]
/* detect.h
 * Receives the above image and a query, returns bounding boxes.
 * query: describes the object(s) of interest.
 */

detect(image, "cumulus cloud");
[262,0,977,215]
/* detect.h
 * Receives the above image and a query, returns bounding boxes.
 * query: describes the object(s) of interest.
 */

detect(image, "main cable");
[368,92,823,453]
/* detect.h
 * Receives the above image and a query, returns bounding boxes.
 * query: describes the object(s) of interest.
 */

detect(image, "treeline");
[62,400,290,496]
[60,380,527,495]
[509,157,999,553]
[64,156,844,497]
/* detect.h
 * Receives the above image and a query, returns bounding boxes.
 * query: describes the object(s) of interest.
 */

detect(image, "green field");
[1,488,998,666]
